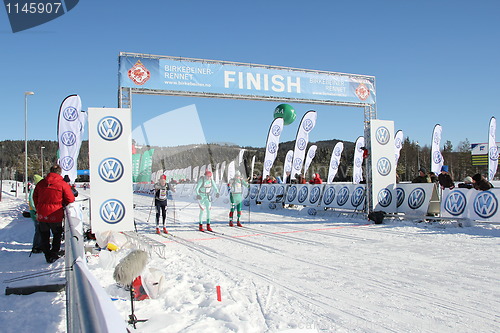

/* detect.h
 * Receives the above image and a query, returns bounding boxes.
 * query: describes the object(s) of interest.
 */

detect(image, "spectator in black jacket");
[438,165,455,190]
[472,173,493,191]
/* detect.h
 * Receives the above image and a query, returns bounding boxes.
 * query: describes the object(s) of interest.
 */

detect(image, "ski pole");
[146,196,155,223]
[172,198,176,224]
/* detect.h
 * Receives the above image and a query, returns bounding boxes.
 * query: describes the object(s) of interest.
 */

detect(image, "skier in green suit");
[195,170,219,231]
[228,171,249,227]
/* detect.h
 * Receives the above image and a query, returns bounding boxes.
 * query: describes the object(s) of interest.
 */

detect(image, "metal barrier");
[64,203,127,332]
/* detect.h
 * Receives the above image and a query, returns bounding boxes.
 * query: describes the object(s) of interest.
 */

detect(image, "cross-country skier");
[154,175,172,234]
[228,171,249,227]
[195,170,219,231]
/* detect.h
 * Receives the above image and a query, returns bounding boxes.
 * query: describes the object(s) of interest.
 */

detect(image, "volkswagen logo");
[310,187,321,204]
[63,106,78,121]
[377,189,392,207]
[396,188,405,207]
[408,188,426,209]
[337,186,349,206]
[377,157,391,176]
[271,125,281,136]
[60,156,74,171]
[250,186,259,199]
[323,187,335,205]
[276,186,285,203]
[98,158,124,183]
[61,131,76,146]
[330,160,339,170]
[351,186,365,207]
[395,137,402,149]
[376,126,390,145]
[293,158,303,170]
[473,191,498,219]
[356,141,364,152]
[433,132,440,145]
[490,146,498,161]
[433,151,442,164]
[100,199,125,224]
[444,191,467,216]
[355,157,362,168]
[308,149,316,158]
[298,186,308,203]
[303,119,314,132]
[297,138,307,151]
[98,116,123,141]
[287,185,297,202]
[334,146,342,156]
[267,142,277,154]
[259,186,268,200]
[287,153,293,163]
[264,160,273,171]
[267,186,276,200]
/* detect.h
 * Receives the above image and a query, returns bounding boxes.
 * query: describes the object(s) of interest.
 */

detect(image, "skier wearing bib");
[154,175,172,234]
[228,171,249,227]
[195,170,219,231]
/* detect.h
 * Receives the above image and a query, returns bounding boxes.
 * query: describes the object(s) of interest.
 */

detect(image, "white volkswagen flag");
[250,156,255,181]
[283,150,294,183]
[353,136,365,184]
[327,142,344,183]
[489,117,498,181]
[303,145,317,178]
[262,118,284,180]
[192,166,199,181]
[215,163,220,183]
[58,94,83,183]
[291,110,317,177]
[431,124,444,175]
[199,165,207,179]
[220,161,226,183]
[238,149,245,166]
[228,161,236,181]
[394,130,404,166]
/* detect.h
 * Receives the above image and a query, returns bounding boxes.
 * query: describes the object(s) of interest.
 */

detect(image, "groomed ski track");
[97,192,499,333]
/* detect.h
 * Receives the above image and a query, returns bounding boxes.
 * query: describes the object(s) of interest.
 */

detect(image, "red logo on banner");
[128,60,150,85]
[355,83,370,101]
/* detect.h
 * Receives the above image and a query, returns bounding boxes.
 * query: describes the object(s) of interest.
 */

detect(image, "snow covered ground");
[1,183,499,332]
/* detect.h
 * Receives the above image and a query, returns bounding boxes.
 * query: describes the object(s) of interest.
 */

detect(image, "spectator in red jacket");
[33,164,75,263]
[309,173,323,184]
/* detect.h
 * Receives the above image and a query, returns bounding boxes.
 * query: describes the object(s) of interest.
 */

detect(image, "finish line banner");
[119,54,376,105]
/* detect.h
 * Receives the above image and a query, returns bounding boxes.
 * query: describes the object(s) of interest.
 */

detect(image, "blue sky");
[1,0,498,149]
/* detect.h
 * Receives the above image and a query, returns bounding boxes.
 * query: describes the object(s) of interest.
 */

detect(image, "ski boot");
[163,227,168,234]
[229,221,234,227]
[237,221,243,227]
[199,224,204,232]
[156,227,161,235]
[206,224,213,232]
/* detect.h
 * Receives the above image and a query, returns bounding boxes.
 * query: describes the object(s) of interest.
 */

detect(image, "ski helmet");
[205,170,213,177]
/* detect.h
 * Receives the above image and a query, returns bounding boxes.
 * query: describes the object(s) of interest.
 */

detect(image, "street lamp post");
[24,91,34,201]
[41,146,45,176]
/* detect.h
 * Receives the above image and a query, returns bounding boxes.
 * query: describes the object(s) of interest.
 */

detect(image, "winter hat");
[33,174,43,185]
[472,173,482,182]
[160,175,167,180]
[463,176,473,184]
[205,170,213,177]
[419,167,427,174]
[441,165,449,172]
[63,175,71,182]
